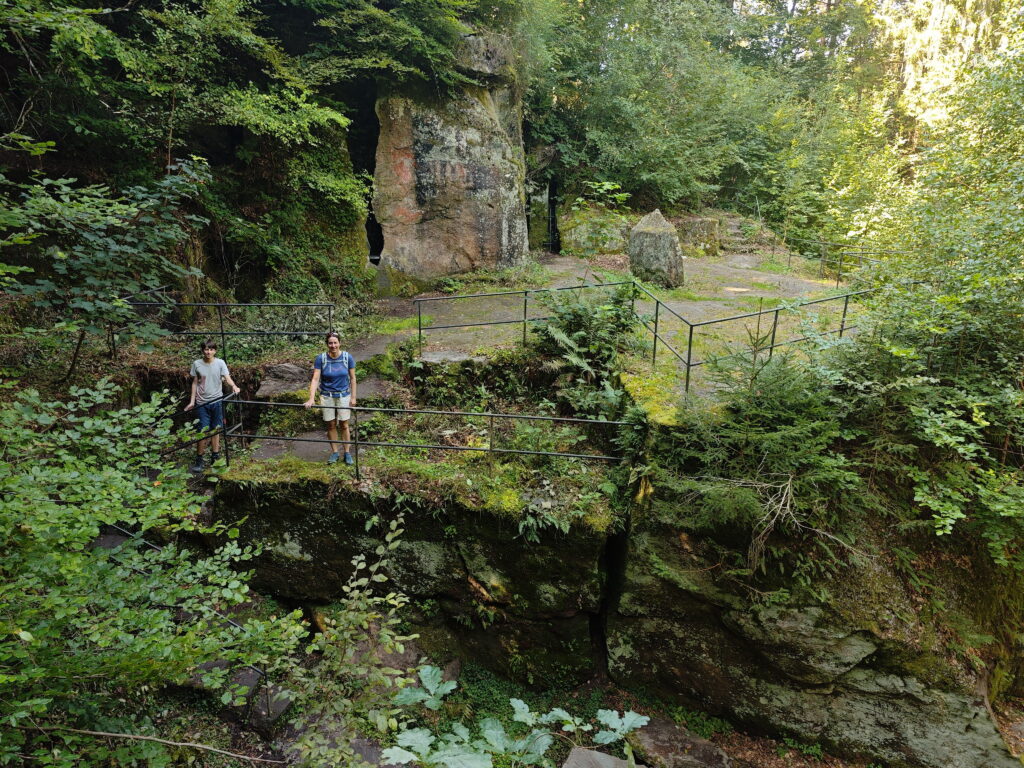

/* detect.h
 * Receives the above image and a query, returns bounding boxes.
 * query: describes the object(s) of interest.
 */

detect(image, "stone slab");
[563,746,647,768]
[628,718,730,768]
[256,363,309,398]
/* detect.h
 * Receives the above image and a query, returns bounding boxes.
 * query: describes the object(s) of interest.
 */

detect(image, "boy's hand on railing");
[350,397,357,407]
[303,398,315,408]
[185,400,195,411]
[232,385,241,395]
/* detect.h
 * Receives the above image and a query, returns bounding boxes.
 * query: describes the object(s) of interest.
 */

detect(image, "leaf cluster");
[0,381,305,764]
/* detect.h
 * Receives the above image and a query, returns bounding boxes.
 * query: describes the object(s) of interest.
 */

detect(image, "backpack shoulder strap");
[342,351,350,369]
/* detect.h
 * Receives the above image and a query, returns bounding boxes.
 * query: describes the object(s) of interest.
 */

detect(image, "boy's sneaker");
[189,455,206,473]
[328,451,340,464]
[344,452,354,466]
[210,452,221,465]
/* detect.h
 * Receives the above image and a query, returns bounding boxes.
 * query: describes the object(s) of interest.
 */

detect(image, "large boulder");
[628,209,685,287]
[255,363,309,399]
[373,34,528,279]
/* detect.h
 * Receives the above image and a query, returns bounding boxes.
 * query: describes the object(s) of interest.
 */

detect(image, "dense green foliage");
[385,663,648,767]
[533,283,639,419]
[0,0,496,323]
[0,382,306,764]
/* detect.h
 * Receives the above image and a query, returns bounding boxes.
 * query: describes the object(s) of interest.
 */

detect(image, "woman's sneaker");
[190,455,206,473]
[328,451,340,464]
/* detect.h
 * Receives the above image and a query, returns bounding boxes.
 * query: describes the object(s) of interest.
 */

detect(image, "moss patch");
[621,361,683,427]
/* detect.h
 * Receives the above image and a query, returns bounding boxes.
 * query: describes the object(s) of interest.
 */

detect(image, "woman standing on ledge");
[304,332,357,465]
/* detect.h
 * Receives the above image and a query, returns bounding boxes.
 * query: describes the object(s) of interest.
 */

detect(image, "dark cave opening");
[343,78,384,264]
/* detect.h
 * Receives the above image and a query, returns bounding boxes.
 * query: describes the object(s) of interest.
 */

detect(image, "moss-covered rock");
[676,216,721,258]
[607,515,1019,768]
[215,458,609,684]
[558,204,629,256]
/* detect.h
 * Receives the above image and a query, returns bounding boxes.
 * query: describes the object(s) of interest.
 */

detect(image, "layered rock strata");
[373,34,528,279]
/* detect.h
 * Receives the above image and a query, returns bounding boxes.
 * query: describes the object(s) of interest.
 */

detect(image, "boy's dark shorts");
[196,400,224,430]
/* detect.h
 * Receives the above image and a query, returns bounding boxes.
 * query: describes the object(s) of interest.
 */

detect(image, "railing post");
[328,305,334,334]
[652,301,660,365]
[417,301,422,356]
[685,324,694,393]
[222,397,231,467]
[489,413,495,468]
[522,292,529,347]
[836,251,843,288]
[839,294,850,338]
[353,407,360,480]
[768,309,780,359]
[819,243,827,278]
[217,305,227,363]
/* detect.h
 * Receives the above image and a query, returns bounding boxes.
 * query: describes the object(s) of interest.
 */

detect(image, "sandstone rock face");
[629,209,685,287]
[373,34,528,279]
[677,216,720,257]
[215,465,605,686]
[721,605,877,684]
[255,363,309,399]
[607,525,1019,768]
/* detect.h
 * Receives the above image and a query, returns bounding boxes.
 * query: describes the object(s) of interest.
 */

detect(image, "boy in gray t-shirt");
[185,339,240,471]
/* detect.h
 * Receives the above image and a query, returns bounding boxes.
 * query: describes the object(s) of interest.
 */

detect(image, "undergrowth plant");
[652,353,865,596]
[286,511,419,766]
[386,665,649,768]
[533,283,640,420]
[0,381,306,765]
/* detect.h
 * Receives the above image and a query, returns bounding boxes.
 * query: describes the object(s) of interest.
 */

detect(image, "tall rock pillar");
[373,34,529,280]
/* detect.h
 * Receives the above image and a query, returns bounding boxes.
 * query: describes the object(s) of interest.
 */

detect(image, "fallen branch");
[693,474,872,571]
[21,725,285,764]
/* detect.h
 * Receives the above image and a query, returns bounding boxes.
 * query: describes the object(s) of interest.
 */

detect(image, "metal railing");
[118,291,336,362]
[636,284,870,391]
[412,281,634,354]
[168,395,626,478]
[413,279,872,393]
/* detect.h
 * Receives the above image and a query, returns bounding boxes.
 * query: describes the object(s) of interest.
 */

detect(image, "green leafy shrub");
[386,667,649,768]
[532,283,640,419]
[0,381,305,764]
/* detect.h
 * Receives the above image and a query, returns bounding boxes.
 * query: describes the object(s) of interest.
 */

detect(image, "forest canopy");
[2,0,1019,297]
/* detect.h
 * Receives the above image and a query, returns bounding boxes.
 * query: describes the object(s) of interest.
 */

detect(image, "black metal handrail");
[172,396,628,479]
[415,279,873,392]
[412,281,633,353]
[116,294,337,362]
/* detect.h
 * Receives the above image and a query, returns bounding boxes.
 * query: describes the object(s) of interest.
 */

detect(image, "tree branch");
[21,725,286,764]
